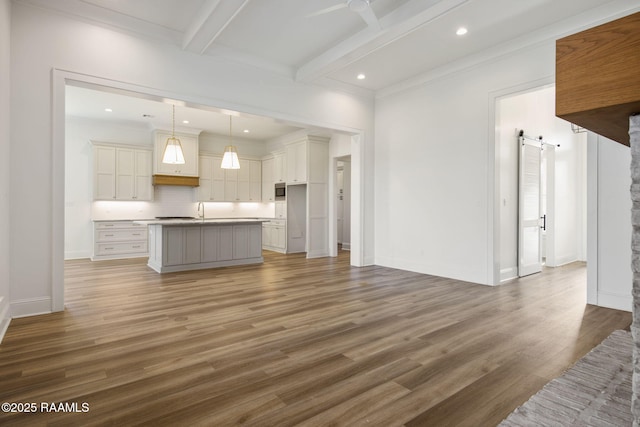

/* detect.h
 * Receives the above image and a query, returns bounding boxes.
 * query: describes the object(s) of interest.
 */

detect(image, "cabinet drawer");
[96,241,148,255]
[96,229,147,242]
[95,221,146,230]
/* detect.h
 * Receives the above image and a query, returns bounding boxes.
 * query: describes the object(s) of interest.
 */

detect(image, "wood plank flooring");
[0,251,631,426]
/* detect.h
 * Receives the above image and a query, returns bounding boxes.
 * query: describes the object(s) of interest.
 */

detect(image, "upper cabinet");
[285,136,329,185]
[153,130,199,177]
[198,155,225,202]
[198,155,262,202]
[286,142,307,184]
[273,151,286,183]
[93,142,153,201]
[262,157,275,202]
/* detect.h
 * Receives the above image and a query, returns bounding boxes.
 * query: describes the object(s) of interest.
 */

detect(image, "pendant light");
[221,115,240,169]
[161,104,185,164]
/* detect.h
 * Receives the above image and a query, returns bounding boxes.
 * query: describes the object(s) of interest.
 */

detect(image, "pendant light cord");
[172,105,176,137]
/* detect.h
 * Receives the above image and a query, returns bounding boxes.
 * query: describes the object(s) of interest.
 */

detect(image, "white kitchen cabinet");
[262,219,286,253]
[93,142,152,201]
[198,155,225,201]
[92,221,148,260]
[275,201,287,219]
[153,130,199,177]
[286,141,307,184]
[262,157,275,202]
[248,160,262,202]
[116,148,152,200]
[225,169,239,201]
[273,151,286,183]
[94,145,116,200]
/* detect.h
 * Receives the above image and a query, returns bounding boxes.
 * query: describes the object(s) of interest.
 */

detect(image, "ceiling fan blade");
[357,6,381,30]
[305,3,347,18]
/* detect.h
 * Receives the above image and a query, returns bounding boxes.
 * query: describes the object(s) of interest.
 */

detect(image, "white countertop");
[134,218,269,226]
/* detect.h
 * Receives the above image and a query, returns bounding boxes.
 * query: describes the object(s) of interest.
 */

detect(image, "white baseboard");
[342,243,351,250]
[0,297,10,343]
[307,250,329,259]
[597,291,632,312]
[546,254,578,268]
[500,266,518,283]
[65,250,91,260]
[11,297,52,318]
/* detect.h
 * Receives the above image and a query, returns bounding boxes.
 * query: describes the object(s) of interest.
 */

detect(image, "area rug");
[499,330,632,427]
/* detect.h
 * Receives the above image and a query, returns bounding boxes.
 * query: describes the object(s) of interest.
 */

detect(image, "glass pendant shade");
[162,136,185,164]
[221,145,240,169]
[162,105,185,164]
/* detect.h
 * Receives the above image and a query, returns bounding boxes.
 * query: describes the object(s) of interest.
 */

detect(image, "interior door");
[518,138,543,277]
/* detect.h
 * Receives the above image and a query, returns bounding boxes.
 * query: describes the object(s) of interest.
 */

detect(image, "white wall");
[11,3,374,317]
[0,0,11,340]
[588,133,632,311]
[375,40,559,284]
[497,86,586,282]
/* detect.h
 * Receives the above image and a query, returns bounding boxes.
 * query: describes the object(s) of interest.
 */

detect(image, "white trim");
[377,1,640,99]
[65,251,91,260]
[147,257,263,273]
[52,69,369,314]
[0,297,10,343]
[551,254,579,268]
[586,133,598,305]
[489,76,555,285]
[597,291,632,312]
[52,69,65,312]
[11,297,52,318]
[500,267,518,283]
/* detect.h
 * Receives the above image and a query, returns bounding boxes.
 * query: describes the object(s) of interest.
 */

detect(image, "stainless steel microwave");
[275,183,286,201]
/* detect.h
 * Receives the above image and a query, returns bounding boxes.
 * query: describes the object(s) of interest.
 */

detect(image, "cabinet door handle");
[104,224,114,227]
[104,247,114,250]
[104,234,114,237]
[132,233,141,236]
[132,245,141,248]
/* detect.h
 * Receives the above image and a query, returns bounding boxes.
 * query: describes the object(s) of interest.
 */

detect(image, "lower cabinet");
[92,221,148,260]
[147,222,264,273]
[262,220,286,253]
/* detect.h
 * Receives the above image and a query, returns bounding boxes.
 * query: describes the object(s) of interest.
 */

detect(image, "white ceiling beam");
[182,0,251,54]
[295,0,469,83]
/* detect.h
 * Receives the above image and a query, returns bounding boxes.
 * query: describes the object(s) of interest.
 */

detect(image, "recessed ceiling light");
[456,27,468,36]
[104,108,113,112]
[357,73,366,80]
[182,120,189,124]
[243,129,250,133]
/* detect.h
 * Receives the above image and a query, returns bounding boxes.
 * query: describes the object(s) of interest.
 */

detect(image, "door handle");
[540,214,546,231]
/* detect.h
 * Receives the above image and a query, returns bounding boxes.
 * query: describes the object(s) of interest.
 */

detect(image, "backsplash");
[92,185,275,220]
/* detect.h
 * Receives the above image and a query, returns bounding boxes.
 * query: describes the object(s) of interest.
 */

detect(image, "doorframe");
[488,76,555,285]
[52,69,367,312]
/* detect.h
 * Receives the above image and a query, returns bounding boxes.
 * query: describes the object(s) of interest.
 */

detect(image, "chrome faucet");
[197,202,205,220]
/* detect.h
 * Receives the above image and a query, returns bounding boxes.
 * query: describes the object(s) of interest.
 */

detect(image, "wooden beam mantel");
[556,12,640,146]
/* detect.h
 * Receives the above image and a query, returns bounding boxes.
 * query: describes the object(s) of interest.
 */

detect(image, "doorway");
[53,70,367,313]
[336,156,351,251]
[497,85,587,283]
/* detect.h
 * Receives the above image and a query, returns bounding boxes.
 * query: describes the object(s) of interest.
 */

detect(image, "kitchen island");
[135,218,266,273]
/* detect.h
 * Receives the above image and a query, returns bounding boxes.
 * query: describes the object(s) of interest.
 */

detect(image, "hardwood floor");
[0,251,631,426]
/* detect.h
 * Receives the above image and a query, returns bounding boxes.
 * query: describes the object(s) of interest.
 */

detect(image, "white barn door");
[518,139,543,277]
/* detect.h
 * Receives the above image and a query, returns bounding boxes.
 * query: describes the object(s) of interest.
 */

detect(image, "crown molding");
[377,0,640,99]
